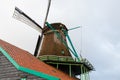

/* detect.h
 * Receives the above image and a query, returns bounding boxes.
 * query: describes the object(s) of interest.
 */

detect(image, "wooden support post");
[56,64,59,69]
[86,72,89,80]
[84,67,87,80]
[83,66,85,80]
[80,65,83,80]
[85,68,91,80]
[88,72,90,80]
[86,68,90,80]
[69,64,72,77]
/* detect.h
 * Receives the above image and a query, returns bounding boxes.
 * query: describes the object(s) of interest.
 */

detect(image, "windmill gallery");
[0,1,94,80]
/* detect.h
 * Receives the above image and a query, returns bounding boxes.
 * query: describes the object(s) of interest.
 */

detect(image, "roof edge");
[19,66,60,80]
[0,47,60,80]
[0,47,20,68]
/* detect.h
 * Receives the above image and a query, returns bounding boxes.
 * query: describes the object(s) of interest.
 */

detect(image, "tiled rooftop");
[0,39,77,80]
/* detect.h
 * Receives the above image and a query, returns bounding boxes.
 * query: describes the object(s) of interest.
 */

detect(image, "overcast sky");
[0,0,120,80]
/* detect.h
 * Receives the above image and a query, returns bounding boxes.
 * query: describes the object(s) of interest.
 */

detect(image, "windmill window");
[21,78,26,80]
[21,76,27,80]
[61,50,65,54]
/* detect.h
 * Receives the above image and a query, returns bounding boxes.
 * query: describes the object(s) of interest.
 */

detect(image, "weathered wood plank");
[0,52,45,80]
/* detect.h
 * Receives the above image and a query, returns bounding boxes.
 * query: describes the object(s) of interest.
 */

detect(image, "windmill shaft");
[43,0,51,27]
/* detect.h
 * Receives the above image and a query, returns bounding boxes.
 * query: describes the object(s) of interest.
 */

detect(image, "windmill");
[13,0,94,80]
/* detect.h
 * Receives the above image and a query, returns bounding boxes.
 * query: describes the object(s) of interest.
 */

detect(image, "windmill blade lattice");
[13,7,43,33]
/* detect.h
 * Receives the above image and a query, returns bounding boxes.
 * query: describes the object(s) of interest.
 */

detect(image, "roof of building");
[43,22,68,33]
[0,39,76,80]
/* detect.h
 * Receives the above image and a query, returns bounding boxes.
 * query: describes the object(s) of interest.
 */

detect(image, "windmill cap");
[43,23,68,33]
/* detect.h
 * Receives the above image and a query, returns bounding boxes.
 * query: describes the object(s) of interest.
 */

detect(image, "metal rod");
[68,26,80,31]
[66,34,80,61]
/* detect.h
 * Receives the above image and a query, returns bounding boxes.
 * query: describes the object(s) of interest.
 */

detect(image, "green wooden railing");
[38,55,74,62]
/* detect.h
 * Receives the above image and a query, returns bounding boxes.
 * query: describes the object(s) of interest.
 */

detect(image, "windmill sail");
[34,35,41,57]
[13,7,43,33]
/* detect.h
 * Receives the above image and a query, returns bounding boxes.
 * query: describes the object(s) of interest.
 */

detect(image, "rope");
[79,26,83,59]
